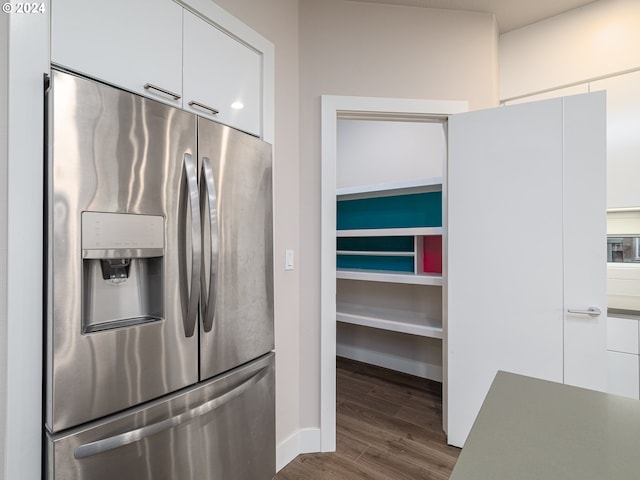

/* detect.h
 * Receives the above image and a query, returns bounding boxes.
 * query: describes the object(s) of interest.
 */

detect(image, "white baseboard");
[337,344,443,382]
[276,427,321,472]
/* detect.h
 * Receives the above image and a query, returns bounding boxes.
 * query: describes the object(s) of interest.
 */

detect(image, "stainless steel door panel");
[47,70,199,432]
[47,353,275,480]
[197,119,274,380]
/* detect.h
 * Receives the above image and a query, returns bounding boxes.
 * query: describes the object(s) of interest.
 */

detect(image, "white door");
[446,92,606,447]
[562,94,607,389]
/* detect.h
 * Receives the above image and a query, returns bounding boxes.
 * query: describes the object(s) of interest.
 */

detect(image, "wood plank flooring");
[276,357,461,479]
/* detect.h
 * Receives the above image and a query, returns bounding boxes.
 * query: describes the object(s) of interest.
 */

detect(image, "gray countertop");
[449,371,640,480]
[608,309,640,321]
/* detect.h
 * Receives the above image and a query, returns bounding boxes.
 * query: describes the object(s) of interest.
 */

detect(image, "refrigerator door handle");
[178,152,202,338]
[73,365,270,460]
[200,156,219,333]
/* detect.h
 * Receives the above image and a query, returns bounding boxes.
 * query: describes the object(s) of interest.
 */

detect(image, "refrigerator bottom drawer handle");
[74,366,269,459]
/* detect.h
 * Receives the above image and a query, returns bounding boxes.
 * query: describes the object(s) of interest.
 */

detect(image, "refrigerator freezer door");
[198,119,274,380]
[47,353,275,480]
[47,70,199,432]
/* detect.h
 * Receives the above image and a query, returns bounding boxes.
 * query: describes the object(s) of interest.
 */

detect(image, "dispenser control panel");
[82,212,164,252]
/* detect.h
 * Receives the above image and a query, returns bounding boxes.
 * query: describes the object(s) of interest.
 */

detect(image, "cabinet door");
[446,92,606,447]
[607,317,640,355]
[607,351,639,400]
[51,0,182,106]
[591,71,640,208]
[183,11,261,136]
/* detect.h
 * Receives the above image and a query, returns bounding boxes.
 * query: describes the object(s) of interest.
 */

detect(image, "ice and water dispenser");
[81,212,164,333]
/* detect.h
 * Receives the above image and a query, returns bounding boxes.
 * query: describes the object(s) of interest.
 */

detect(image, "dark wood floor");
[276,357,460,479]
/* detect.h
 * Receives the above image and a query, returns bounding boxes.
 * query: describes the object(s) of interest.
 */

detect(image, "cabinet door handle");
[143,83,181,101]
[567,307,601,317]
[188,100,219,116]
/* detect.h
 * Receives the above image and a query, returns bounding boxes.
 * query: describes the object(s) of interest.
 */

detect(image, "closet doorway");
[319,95,467,451]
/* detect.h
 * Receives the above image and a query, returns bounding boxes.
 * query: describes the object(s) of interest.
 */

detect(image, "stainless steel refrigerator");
[45,69,275,479]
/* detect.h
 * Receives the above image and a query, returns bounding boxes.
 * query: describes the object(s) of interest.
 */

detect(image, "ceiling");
[346,0,599,32]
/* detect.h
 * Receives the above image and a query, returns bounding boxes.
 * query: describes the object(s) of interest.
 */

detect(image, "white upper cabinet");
[51,0,183,106]
[51,1,265,136]
[591,71,640,209]
[183,10,261,136]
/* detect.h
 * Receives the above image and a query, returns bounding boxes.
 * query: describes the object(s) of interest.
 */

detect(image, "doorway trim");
[319,95,467,451]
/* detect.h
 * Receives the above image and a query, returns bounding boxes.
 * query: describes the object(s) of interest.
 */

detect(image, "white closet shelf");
[337,250,415,257]
[336,302,443,339]
[337,227,443,237]
[337,176,443,198]
[336,268,443,286]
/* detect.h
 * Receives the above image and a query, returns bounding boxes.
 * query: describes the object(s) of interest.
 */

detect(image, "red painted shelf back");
[423,236,442,274]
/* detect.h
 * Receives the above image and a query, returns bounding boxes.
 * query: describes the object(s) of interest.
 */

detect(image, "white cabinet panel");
[607,263,640,312]
[183,11,261,136]
[591,71,640,209]
[607,351,639,400]
[51,0,183,106]
[607,317,640,354]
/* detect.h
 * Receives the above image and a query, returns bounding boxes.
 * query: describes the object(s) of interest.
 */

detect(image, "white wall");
[298,0,499,435]
[500,0,640,100]
[0,4,49,479]
[500,0,640,209]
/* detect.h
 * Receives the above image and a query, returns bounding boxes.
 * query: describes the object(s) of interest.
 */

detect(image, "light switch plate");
[285,249,294,271]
